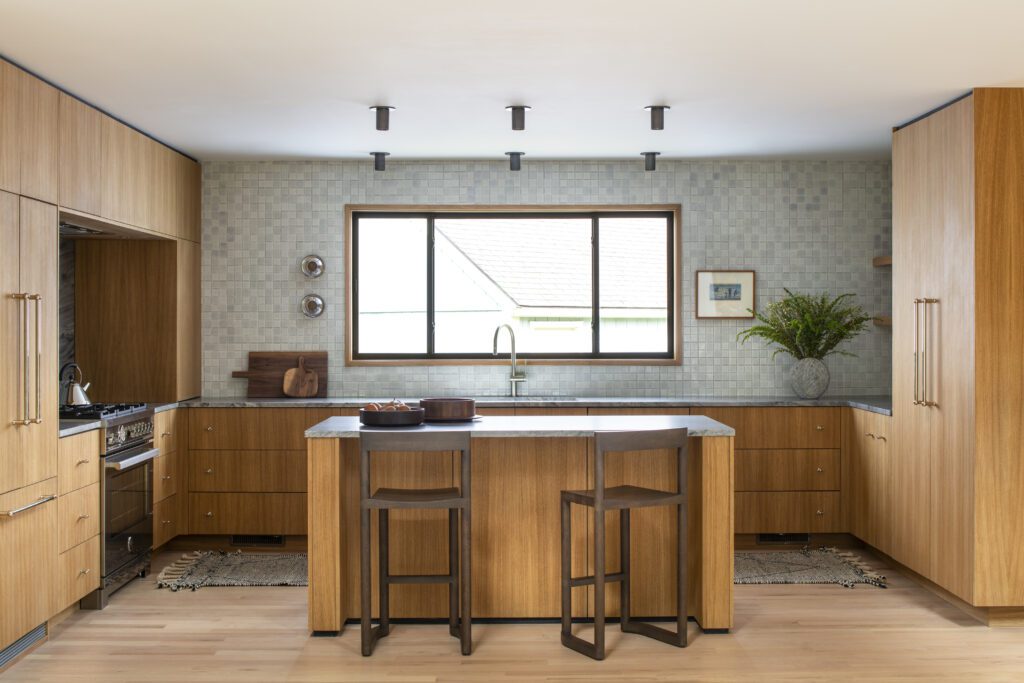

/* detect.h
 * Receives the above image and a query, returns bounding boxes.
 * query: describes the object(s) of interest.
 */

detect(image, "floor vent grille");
[0,623,46,669]
[231,534,286,547]
[756,533,810,545]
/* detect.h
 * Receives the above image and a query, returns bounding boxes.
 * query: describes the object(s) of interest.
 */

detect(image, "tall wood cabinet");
[891,88,1024,607]
[0,59,59,204]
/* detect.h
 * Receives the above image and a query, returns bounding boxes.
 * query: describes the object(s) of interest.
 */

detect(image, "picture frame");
[695,270,755,319]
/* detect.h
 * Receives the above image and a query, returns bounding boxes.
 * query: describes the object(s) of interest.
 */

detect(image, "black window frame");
[350,209,676,361]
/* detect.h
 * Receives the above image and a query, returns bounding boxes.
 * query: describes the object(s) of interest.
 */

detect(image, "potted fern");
[737,289,871,398]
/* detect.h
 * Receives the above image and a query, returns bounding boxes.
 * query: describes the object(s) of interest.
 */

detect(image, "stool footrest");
[622,619,688,647]
[568,571,626,588]
[384,573,456,585]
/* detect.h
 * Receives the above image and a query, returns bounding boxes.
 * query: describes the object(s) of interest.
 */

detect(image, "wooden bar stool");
[359,430,472,656]
[560,428,689,660]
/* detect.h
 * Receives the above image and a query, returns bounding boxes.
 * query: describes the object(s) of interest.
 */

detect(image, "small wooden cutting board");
[283,356,319,398]
[231,351,328,398]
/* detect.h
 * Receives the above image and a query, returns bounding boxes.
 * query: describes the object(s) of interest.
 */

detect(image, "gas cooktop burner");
[59,403,148,420]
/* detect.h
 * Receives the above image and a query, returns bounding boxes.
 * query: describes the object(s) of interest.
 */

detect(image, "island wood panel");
[57,482,99,553]
[308,438,344,632]
[973,88,1024,606]
[735,492,841,534]
[690,407,839,449]
[189,450,307,492]
[57,429,101,497]
[0,478,57,652]
[189,408,313,450]
[735,449,840,492]
[470,437,589,618]
[188,493,307,535]
[58,93,103,215]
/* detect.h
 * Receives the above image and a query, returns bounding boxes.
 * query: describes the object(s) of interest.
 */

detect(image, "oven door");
[102,443,158,576]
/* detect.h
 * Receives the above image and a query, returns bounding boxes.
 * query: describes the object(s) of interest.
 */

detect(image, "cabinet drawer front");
[58,429,101,496]
[0,479,57,650]
[154,494,180,548]
[693,407,840,449]
[189,408,312,450]
[154,452,178,502]
[189,450,307,493]
[735,450,840,491]
[58,482,100,553]
[736,492,841,533]
[189,492,307,535]
[154,408,181,455]
[57,535,100,611]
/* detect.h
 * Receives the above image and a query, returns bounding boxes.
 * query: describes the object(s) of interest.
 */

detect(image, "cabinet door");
[0,191,21,493]
[0,61,21,194]
[845,410,892,552]
[0,479,57,650]
[176,240,201,399]
[16,67,59,203]
[58,93,103,215]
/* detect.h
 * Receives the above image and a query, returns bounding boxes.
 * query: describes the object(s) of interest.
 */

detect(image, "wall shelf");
[873,315,892,327]
[873,255,892,267]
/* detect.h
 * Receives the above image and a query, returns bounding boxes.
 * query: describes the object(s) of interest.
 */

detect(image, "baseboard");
[164,534,308,552]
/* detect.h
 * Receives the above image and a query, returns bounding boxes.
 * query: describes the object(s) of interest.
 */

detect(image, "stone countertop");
[59,419,101,438]
[306,414,735,439]
[181,395,893,416]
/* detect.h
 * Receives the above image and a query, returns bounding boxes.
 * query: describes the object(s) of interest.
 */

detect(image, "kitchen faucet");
[492,324,526,397]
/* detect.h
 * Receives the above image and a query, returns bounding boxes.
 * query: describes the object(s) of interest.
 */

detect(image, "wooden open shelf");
[873,255,892,267]
[873,316,892,327]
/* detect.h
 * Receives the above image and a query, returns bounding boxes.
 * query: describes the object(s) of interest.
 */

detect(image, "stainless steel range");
[61,403,158,609]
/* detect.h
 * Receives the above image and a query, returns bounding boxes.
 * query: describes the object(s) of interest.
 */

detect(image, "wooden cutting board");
[283,356,319,398]
[231,352,328,398]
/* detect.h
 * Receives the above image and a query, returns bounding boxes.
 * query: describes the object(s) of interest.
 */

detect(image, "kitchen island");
[305,414,736,635]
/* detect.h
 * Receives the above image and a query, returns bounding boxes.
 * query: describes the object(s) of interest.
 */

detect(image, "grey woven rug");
[735,547,886,588]
[157,551,308,591]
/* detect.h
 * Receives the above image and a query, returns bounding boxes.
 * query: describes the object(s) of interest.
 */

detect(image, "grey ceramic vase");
[791,358,830,399]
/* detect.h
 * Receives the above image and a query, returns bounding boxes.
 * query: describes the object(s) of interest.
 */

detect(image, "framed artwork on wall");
[695,270,755,318]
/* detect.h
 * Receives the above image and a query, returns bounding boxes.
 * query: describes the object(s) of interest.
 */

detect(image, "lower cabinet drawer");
[188,493,307,535]
[735,450,840,491]
[154,494,180,548]
[59,482,100,553]
[154,452,178,502]
[735,492,841,533]
[57,535,100,611]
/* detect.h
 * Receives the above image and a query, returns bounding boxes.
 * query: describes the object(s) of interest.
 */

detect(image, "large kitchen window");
[348,208,678,362]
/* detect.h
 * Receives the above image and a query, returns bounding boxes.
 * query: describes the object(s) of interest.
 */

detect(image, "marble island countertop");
[305,414,736,439]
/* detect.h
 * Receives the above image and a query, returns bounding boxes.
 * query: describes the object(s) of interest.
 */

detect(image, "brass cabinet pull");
[815,510,824,516]
[78,568,91,576]
[161,519,173,525]
[865,432,876,439]
[77,514,90,521]
[76,458,91,465]
[161,432,172,438]
[877,435,887,442]
[9,293,30,426]
[915,298,940,407]
[205,468,214,474]
[1,494,56,517]
[913,298,921,405]
[815,425,824,431]
[206,426,214,432]
[162,475,172,481]
[30,294,41,424]
[205,511,214,517]
[816,467,824,473]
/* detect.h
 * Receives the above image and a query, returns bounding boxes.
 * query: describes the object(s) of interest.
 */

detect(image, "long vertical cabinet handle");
[922,298,939,407]
[9,293,30,426]
[30,294,42,424]
[917,299,925,405]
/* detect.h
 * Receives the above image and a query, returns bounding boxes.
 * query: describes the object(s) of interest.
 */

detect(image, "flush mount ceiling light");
[505,105,531,131]
[642,151,660,171]
[370,105,395,131]
[505,152,524,171]
[371,151,390,171]
[644,105,670,130]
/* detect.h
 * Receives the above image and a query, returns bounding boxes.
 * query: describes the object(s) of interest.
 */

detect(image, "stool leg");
[379,509,390,637]
[360,506,373,656]
[560,496,571,639]
[677,496,688,647]
[620,508,631,632]
[593,506,606,660]
[460,506,472,655]
[448,508,458,638]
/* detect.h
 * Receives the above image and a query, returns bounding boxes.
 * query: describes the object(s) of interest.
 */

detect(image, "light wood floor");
[4,551,1024,682]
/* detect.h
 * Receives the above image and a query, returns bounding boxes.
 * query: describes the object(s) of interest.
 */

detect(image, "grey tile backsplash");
[201,159,891,398]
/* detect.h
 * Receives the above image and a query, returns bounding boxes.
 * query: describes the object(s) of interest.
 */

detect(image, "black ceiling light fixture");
[370,105,395,131]
[642,151,660,172]
[371,151,390,171]
[505,152,524,171]
[505,105,531,131]
[644,105,670,130]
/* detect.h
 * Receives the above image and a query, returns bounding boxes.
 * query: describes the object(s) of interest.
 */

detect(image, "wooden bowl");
[359,407,425,427]
[419,398,477,422]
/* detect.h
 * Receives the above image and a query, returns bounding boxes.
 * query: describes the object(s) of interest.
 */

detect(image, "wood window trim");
[344,204,683,367]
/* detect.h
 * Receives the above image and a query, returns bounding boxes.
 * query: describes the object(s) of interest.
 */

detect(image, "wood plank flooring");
[4,551,1024,682]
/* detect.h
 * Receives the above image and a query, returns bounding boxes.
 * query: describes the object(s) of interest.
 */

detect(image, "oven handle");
[105,446,160,471]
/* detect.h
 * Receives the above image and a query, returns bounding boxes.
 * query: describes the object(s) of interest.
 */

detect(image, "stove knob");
[117,425,127,443]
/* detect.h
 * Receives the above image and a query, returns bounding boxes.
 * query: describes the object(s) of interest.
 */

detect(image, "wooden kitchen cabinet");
[0,192,58,496]
[189,409,315,450]
[691,407,840,449]
[735,449,839,492]
[154,452,179,502]
[155,408,183,456]
[189,450,307,492]
[0,479,58,652]
[55,535,100,612]
[57,429,101,496]
[844,409,892,553]
[154,494,181,549]
[736,492,841,533]
[153,408,184,547]
[189,492,307,535]
[57,482,100,554]
[58,93,103,216]
[0,59,59,203]
[176,240,201,399]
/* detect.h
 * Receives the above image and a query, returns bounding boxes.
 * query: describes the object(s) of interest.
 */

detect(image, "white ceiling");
[2,0,1023,161]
